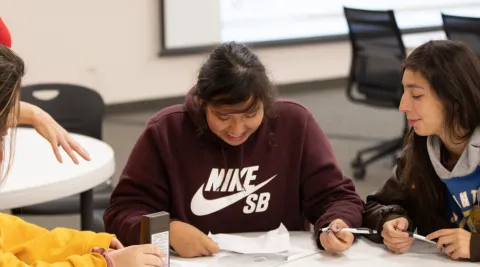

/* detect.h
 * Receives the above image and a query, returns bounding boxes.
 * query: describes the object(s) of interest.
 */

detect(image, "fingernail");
[333,225,339,230]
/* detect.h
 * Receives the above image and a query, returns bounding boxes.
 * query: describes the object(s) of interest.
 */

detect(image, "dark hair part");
[401,40,480,228]
[0,45,25,182]
[194,41,276,116]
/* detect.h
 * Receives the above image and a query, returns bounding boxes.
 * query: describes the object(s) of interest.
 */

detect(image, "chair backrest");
[20,83,105,140]
[442,13,480,54]
[343,7,405,106]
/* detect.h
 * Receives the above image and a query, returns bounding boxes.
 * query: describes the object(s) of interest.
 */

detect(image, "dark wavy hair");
[194,41,276,117]
[401,40,480,228]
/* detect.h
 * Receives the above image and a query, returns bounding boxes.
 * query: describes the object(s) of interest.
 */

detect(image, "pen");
[320,227,378,235]
[402,231,437,245]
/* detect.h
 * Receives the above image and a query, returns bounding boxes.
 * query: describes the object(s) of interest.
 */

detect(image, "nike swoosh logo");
[190,175,277,216]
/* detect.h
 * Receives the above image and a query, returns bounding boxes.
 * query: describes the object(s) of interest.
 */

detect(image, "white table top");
[171,232,477,266]
[0,127,115,210]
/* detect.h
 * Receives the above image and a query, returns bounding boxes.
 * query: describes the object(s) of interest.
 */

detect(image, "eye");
[217,114,229,121]
[412,95,423,99]
[245,111,257,118]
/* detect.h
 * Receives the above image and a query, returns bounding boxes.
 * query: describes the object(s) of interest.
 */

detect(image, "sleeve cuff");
[470,233,480,262]
[87,233,115,252]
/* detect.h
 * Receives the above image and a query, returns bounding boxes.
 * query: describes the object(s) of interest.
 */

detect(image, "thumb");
[395,218,408,231]
[330,219,348,233]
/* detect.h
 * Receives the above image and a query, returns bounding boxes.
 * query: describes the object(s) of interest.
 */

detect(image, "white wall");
[164,0,221,49]
[2,0,351,105]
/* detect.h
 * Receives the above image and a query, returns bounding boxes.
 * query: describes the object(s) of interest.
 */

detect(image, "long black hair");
[0,44,25,182]
[401,40,480,228]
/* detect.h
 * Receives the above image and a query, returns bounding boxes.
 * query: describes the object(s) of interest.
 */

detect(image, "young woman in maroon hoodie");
[104,41,364,257]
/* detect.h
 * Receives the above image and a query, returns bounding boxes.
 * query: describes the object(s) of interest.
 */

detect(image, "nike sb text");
[190,166,276,216]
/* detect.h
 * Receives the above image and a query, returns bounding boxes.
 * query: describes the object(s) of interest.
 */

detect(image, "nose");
[229,119,246,135]
[398,93,411,113]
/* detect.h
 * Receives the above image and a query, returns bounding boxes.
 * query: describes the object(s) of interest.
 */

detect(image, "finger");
[142,254,164,266]
[59,137,79,164]
[384,227,410,239]
[396,239,414,254]
[329,219,348,233]
[112,238,124,249]
[335,231,354,244]
[204,237,220,254]
[320,232,334,252]
[394,219,408,231]
[388,239,414,252]
[326,231,349,252]
[443,244,457,255]
[426,229,455,241]
[437,235,454,251]
[50,140,63,163]
[384,234,412,245]
[450,250,462,260]
[198,245,212,256]
[68,138,91,161]
[383,240,399,253]
[144,244,163,257]
[384,221,410,239]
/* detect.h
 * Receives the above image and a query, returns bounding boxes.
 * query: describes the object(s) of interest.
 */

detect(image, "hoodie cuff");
[87,233,115,252]
[470,233,480,262]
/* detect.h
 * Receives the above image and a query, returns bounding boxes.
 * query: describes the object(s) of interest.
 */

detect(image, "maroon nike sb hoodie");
[103,88,364,249]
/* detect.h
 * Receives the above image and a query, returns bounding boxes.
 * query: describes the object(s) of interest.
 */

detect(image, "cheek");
[246,114,264,130]
[206,114,227,133]
[416,101,444,129]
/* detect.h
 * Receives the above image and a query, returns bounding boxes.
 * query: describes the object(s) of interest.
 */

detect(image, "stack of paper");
[205,223,318,267]
[208,223,291,254]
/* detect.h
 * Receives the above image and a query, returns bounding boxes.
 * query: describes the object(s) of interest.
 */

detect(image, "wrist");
[18,102,43,126]
[91,247,115,267]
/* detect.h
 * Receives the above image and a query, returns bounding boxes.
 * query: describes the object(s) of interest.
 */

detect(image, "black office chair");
[442,13,480,54]
[13,83,112,232]
[343,7,408,180]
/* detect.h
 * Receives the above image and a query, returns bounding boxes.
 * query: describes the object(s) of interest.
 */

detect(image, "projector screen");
[161,0,480,52]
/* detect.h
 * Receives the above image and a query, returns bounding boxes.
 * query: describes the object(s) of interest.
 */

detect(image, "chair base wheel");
[351,157,362,168]
[353,167,366,180]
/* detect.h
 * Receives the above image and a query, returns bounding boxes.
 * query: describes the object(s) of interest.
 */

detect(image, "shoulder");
[272,98,314,122]
[148,104,188,125]
[141,104,194,138]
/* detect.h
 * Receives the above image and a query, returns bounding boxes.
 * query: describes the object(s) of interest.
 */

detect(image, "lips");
[225,132,247,141]
[408,119,420,126]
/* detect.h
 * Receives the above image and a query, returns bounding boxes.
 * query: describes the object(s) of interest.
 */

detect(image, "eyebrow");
[403,83,424,89]
[212,103,260,115]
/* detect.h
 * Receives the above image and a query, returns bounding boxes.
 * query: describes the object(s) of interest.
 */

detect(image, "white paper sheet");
[213,247,318,267]
[207,223,291,254]
[170,259,210,267]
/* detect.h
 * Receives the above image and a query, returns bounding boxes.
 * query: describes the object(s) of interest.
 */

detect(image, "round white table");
[0,127,115,229]
[171,232,477,266]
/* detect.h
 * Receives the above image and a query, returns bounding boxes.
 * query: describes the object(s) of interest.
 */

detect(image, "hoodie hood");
[427,127,480,179]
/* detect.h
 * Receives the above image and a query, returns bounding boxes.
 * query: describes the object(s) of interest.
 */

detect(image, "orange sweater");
[0,213,114,266]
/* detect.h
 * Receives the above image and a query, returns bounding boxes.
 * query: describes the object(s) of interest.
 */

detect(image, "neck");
[438,133,468,163]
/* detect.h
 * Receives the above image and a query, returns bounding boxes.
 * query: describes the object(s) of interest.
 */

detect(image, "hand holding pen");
[381,217,415,254]
[319,219,355,253]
